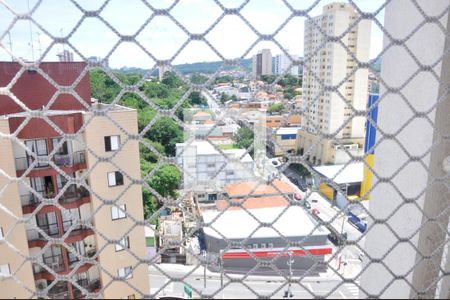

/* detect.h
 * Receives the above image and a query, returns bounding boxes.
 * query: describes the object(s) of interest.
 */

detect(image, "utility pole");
[283,253,294,298]
[219,250,224,299]
[202,250,207,295]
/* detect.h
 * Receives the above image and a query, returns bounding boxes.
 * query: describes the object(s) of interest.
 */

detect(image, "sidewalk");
[149,263,352,283]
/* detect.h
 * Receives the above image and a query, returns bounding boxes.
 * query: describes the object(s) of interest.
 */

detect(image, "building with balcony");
[299,2,371,165]
[0,62,148,299]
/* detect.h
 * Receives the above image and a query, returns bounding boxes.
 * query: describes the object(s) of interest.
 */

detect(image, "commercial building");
[176,140,256,189]
[274,53,299,76]
[0,62,148,299]
[299,2,371,165]
[202,206,331,273]
[269,127,302,156]
[252,49,272,78]
[313,162,364,202]
[360,93,379,200]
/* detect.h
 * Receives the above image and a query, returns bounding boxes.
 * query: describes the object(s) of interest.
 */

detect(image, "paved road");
[149,265,360,299]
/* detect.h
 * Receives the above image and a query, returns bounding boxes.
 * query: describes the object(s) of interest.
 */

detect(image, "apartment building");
[299,2,371,165]
[176,140,256,190]
[0,62,148,299]
[274,53,299,76]
[252,49,272,78]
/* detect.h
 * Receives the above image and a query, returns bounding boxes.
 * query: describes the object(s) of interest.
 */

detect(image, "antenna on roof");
[6,32,13,61]
[36,31,42,59]
[27,0,35,61]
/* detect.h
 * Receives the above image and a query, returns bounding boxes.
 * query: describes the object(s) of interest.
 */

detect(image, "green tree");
[161,71,183,88]
[147,116,184,156]
[267,103,284,114]
[149,164,181,198]
[140,138,165,163]
[260,74,276,84]
[190,73,208,84]
[233,127,254,150]
[188,91,207,106]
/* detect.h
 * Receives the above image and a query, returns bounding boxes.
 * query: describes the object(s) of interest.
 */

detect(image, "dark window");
[108,172,124,187]
[105,136,120,152]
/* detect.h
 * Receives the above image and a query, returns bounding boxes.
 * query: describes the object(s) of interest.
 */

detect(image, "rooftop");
[216,195,290,211]
[202,206,328,239]
[176,140,253,162]
[224,179,295,198]
[313,162,364,184]
[276,127,302,135]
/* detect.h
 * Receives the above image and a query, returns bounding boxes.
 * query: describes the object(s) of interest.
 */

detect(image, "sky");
[0,0,386,69]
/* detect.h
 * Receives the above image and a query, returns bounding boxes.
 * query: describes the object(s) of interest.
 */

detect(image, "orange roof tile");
[224,180,295,198]
[216,196,289,211]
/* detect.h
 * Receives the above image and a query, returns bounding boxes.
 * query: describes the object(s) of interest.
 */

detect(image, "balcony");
[72,279,101,299]
[45,281,70,299]
[15,151,87,177]
[27,225,95,249]
[21,186,91,215]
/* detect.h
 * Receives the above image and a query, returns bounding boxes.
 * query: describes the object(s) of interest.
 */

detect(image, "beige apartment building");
[0,62,148,299]
[299,2,371,165]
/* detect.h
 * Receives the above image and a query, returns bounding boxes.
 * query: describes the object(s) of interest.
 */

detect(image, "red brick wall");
[8,113,84,139]
[0,62,91,115]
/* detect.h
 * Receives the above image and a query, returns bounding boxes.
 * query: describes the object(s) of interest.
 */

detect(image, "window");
[261,243,267,249]
[0,264,10,277]
[118,266,133,279]
[207,163,215,168]
[115,236,130,251]
[253,244,258,249]
[108,171,124,187]
[52,138,69,155]
[104,135,120,152]
[111,204,127,220]
[268,243,274,248]
[0,227,3,239]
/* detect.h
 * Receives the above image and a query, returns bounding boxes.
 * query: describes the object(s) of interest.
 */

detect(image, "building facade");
[176,141,255,190]
[0,62,149,299]
[299,2,371,165]
[252,49,272,78]
[274,53,299,76]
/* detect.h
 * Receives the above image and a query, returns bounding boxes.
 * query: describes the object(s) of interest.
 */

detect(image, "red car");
[294,193,302,201]
[312,208,320,215]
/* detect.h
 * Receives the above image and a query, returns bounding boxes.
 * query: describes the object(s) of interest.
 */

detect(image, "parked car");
[347,212,367,233]
[303,201,311,209]
[328,231,348,246]
[312,208,320,215]
[297,181,307,192]
[288,177,299,186]
[294,193,302,201]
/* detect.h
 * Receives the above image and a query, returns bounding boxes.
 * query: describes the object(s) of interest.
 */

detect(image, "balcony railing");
[72,279,101,298]
[33,258,65,275]
[60,186,90,203]
[21,186,90,207]
[14,151,86,172]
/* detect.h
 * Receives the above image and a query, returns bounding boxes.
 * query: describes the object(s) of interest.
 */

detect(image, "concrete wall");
[83,108,149,298]
[360,1,450,298]
[0,119,36,298]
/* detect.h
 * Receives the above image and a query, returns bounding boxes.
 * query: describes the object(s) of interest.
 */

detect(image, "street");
[149,264,360,299]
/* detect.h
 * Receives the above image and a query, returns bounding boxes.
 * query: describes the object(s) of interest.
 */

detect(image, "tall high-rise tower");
[299,2,371,165]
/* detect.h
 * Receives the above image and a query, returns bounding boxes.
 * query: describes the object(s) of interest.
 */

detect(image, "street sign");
[184,284,193,299]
